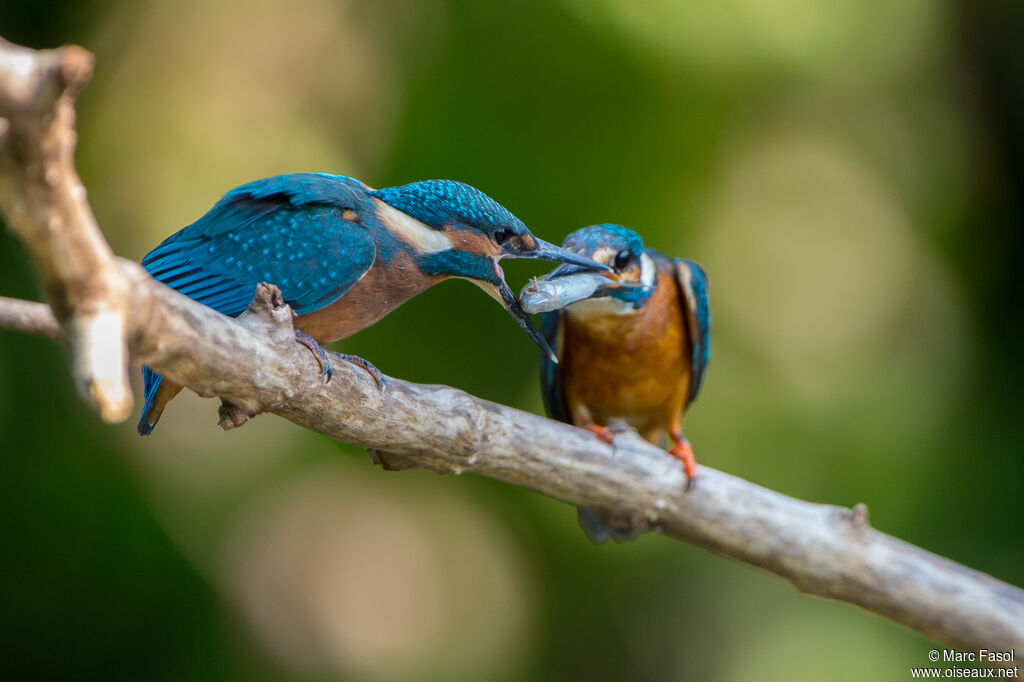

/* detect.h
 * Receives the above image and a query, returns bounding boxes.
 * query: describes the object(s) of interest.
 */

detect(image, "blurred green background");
[1,0,1022,680]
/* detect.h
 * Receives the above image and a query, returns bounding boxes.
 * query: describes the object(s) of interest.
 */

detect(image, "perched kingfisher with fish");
[137,173,607,435]
[521,223,710,537]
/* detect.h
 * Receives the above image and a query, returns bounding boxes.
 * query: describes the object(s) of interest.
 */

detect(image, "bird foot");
[337,353,387,391]
[583,423,615,445]
[668,436,699,492]
[294,330,333,382]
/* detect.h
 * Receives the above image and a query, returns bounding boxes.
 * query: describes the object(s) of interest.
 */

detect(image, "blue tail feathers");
[137,366,163,436]
[577,507,643,544]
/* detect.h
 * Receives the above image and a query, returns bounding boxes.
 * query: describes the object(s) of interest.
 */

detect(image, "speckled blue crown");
[561,223,644,255]
[371,180,527,234]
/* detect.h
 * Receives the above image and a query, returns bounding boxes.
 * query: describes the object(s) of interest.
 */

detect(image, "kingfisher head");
[369,180,608,359]
[538,224,655,315]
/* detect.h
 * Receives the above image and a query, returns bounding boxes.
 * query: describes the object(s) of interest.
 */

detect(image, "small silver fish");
[520,273,640,314]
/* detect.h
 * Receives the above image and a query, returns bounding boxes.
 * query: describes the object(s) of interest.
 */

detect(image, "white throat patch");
[640,252,655,287]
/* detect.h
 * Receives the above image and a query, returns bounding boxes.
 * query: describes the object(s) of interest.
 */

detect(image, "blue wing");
[138,173,377,434]
[142,173,376,316]
[539,311,570,423]
[674,258,711,407]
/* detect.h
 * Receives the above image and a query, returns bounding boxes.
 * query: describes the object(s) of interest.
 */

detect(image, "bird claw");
[583,423,615,445]
[294,332,386,390]
[337,353,387,391]
[669,437,699,492]
[294,330,333,383]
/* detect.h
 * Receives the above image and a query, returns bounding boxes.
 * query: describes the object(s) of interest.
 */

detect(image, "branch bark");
[1,37,1022,665]
[0,295,62,343]
[0,37,132,422]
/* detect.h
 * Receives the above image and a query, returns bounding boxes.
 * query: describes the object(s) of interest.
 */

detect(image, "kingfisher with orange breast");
[525,224,710,536]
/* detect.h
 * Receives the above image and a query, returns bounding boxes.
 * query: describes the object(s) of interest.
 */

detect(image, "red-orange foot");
[583,423,615,445]
[668,427,698,492]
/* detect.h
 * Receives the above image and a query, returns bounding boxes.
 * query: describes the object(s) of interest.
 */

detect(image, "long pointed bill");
[474,277,559,363]
[519,239,612,272]
[545,263,593,280]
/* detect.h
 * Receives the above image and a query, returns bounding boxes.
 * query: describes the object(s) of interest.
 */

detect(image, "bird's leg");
[335,352,387,391]
[293,331,386,390]
[294,330,333,382]
[582,423,615,445]
[668,423,698,492]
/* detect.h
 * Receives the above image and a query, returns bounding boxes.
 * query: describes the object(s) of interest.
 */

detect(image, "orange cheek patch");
[620,263,643,283]
[517,234,538,253]
[447,227,500,258]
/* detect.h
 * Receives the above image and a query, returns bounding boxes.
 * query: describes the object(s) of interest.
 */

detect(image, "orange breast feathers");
[561,267,692,438]
[295,251,441,343]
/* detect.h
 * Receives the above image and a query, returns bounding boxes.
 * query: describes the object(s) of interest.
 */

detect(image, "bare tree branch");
[0,37,132,422]
[1,37,1021,666]
[0,295,63,343]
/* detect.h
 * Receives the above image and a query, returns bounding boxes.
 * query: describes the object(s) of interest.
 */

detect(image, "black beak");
[479,277,558,362]
[514,238,612,273]
[545,262,594,280]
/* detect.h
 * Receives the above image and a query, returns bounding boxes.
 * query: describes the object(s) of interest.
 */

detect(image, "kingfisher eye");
[614,249,632,270]
[494,228,510,245]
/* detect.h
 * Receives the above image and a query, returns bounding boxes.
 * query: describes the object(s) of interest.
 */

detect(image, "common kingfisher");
[137,173,607,435]
[533,224,710,536]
